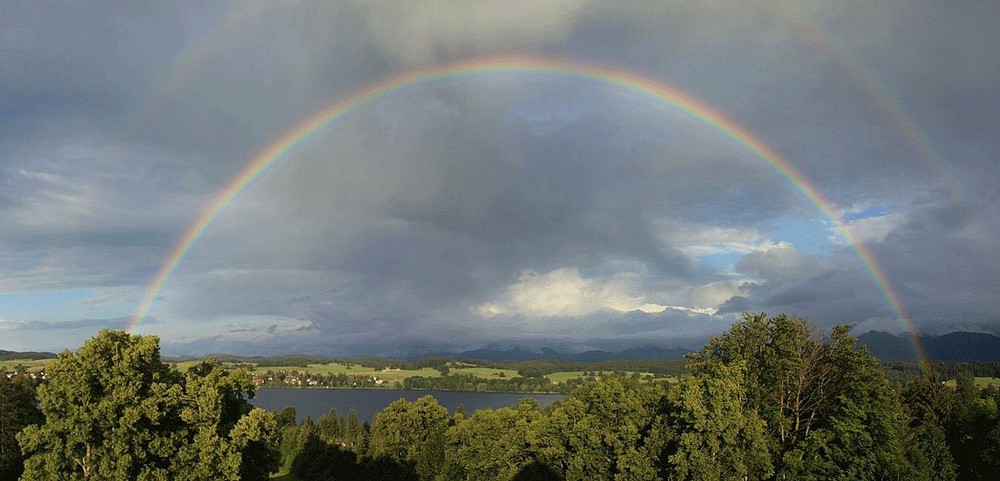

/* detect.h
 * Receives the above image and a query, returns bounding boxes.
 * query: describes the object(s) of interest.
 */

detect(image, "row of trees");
[4,314,1000,479]
[1,330,280,480]
[279,313,1000,480]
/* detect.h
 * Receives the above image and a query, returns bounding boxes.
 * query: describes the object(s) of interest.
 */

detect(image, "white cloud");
[476,268,665,318]
[824,203,908,245]
[835,212,907,244]
[475,268,738,319]
[0,319,28,332]
[654,220,777,258]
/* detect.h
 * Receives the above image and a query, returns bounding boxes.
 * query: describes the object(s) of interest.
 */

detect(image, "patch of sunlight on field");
[270,467,302,480]
[545,371,587,383]
[253,363,442,381]
[170,360,206,372]
[450,366,520,379]
[0,358,54,372]
[545,371,658,383]
[944,377,1000,388]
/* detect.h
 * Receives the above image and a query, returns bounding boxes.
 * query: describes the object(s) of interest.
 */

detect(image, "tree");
[442,399,545,481]
[316,407,344,443]
[902,377,957,481]
[785,327,913,480]
[16,330,279,480]
[687,313,925,479]
[688,312,832,459]
[276,406,298,428]
[345,409,362,450]
[535,376,667,480]
[369,395,449,481]
[0,374,41,479]
[947,372,1000,480]
[658,363,773,480]
[173,359,280,480]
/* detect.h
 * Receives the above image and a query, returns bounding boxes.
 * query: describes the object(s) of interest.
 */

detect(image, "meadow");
[0,358,53,372]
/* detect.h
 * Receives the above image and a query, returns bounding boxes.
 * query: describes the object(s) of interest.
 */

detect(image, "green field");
[0,358,54,372]
[170,360,205,372]
[944,376,1000,388]
[545,371,656,383]
[449,366,520,379]
[253,363,442,381]
[545,371,587,383]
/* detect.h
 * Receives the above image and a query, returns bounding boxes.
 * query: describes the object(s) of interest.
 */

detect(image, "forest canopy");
[3,314,1000,480]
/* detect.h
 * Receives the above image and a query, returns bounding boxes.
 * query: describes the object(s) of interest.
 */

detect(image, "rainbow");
[783,10,964,201]
[129,55,929,373]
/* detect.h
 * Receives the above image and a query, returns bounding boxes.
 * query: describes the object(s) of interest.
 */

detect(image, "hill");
[0,349,57,361]
[408,345,692,363]
[858,330,1000,361]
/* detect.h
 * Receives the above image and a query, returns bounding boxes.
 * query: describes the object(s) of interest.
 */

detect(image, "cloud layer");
[2,1,999,355]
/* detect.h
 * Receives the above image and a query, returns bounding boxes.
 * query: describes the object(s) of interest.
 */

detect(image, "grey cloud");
[9,316,151,332]
[717,296,752,315]
[3,1,999,355]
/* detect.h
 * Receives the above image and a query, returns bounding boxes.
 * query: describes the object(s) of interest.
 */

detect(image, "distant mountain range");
[414,331,1000,363]
[5,331,1000,364]
[0,349,57,361]
[409,345,694,363]
[857,331,1000,362]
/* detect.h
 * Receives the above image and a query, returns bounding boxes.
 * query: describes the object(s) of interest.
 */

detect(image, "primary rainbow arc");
[129,55,929,373]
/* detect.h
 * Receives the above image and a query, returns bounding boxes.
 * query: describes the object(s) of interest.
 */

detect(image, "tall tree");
[785,326,913,480]
[947,372,1000,480]
[688,312,832,459]
[0,374,41,479]
[16,330,279,480]
[276,406,297,428]
[316,407,344,444]
[902,376,957,481]
[442,399,545,481]
[658,363,773,481]
[172,359,280,480]
[535,376,667,480]
[687,313,925,479]
[369,395,449,481]
[345,409,362,450]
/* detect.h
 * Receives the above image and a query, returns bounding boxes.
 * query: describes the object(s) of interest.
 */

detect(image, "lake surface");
[250,388,565,422]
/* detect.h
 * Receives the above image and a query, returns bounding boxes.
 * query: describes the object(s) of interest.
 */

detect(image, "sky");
[2,1,999,357]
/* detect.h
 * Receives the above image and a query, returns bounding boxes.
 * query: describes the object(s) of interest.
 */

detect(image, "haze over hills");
[856,330,1000,362]
[405,345,695,363]
[409,331,1000,363]
[6,331,1000,365]
[0,350,57,361]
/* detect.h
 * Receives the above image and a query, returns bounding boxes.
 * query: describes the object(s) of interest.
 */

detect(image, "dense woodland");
[3,313,1000,480]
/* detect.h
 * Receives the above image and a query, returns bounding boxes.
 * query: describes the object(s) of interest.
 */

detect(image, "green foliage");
[16,330,280,480]
[687,313,942,480]
[660,363,773,480]
[538,376,668,480]
[276,406,297,428]
[901,376,958,480]
[946,371,1000,480]
[442,399,545,481]
[0,374,41,479]
[315,407,344,443]
[369,395,449,480]
[25,314,1000,480]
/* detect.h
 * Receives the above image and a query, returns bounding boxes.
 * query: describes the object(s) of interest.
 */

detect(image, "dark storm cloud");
[2,1,999,354]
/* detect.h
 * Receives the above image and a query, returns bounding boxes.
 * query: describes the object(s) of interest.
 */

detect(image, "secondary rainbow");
[129,55,929,373]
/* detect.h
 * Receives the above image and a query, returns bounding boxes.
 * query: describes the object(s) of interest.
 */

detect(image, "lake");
[250,388,566,422]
